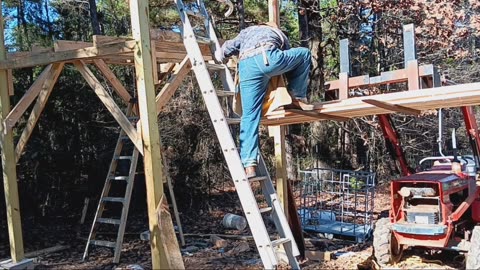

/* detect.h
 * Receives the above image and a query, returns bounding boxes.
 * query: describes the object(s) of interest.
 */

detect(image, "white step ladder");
[174,0,301,268]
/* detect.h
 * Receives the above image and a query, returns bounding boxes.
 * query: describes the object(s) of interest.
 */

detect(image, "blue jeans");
[238,47,311,167]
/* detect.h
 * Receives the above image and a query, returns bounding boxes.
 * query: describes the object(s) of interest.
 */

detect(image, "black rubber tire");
[373,218,403,266]
[373,218,392,267]
[467,226,480,270]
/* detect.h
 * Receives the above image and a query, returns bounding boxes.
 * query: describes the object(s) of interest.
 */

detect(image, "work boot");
[245,166,257,178]
[288,98,314,111]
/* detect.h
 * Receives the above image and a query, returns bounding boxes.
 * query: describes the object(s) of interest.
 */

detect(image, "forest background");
[1,0,480,244]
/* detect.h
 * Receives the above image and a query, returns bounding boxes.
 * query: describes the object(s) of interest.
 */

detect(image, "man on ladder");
[215,22,313,178]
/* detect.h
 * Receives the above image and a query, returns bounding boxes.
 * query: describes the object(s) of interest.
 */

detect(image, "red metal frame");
[378,114,413,176]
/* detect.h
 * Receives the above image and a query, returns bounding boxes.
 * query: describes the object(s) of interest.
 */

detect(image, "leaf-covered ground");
[0,184,466,269]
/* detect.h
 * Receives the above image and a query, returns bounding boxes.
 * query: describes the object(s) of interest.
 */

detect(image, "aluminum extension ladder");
[174,0,300,268]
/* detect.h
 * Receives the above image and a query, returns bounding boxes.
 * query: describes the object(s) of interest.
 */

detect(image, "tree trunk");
[88,0,102,35]
[236,0,245,30]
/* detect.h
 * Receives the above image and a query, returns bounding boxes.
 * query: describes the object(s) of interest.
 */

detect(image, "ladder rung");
[185,10,206,18]
[216,91,235,97]
[227,118,241,125]
[259,207,272,213]
[102,197,125,203]
[271,238,290,247]
[206,63,226,71]
[115,156,133,160]
[249,176,267,182]
[90,240,116,248]
[110,175,129,181]
[97,218,121,225]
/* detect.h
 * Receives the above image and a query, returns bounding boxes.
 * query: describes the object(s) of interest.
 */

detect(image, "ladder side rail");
[113,148,140,263]
[175,0,277,267]
[258,155,301,257]
[197,0,223,64]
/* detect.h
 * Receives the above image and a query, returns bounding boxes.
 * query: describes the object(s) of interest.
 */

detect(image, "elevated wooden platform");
[261,82,480,126]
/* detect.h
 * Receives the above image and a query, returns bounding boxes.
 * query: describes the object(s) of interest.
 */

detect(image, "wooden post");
[268,0,289,214]
[0,2,25,262]
[268,0,280,26]
[270,126,289,213]
[128,1,183,269]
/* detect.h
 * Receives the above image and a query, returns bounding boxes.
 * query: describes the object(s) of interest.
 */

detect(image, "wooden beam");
[0,40,137,69]
[15,63,64,161]
[54,40,93,52]
[93,59,132,104]
[155,56,191,113]
[93,35,132,47]
[74,61,144,154]
[5,64,53,129]
[0,4,24,261]
[363,99,421,115]
[129,1,184,269]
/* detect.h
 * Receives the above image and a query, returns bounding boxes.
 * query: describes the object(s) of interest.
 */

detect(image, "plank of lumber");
[261,82,480,125]
[0,7,24,261]
[93,35,132,47]
[93,59,132,104]
[74,61,143,154]
[54,40,93,52]
[155,56,191,113]
[287,109,350,122]
[326,64,435,90]
[363,99,421,115]
[130,1,184,269]
[5,64,53,129]
[15,63,64,161]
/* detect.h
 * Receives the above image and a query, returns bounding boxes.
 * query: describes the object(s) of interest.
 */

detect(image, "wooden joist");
[93,59,133,104]
[261,82,480,126]
[362,99,421,115]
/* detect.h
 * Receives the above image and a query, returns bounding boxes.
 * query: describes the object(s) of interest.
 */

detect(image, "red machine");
[373,107,480,269]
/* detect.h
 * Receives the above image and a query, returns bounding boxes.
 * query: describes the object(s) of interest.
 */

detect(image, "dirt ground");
[0,184,467,269]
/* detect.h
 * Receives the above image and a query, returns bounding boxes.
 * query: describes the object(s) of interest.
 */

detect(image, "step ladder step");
[271,238,291,247]
[110,175,129,181]
[227,118,241,125]
[97,218,121,225]
[259,207,272,213]
[115,156,133,160]
[90,240,116,248]
[102,197,125,203]
[248,176,267,182]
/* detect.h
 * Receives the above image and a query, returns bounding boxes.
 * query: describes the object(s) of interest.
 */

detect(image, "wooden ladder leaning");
[82,102,185,263]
